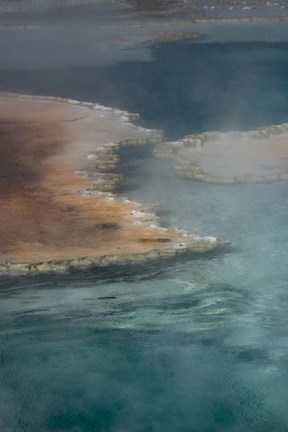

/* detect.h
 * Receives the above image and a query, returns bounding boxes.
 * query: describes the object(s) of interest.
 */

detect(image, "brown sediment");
[0,94,227,275]
[155,126,288,184]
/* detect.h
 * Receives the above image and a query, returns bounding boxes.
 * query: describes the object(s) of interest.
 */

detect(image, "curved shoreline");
[1,15,288,49]
[0,93,228,277]
[155,122,288,184]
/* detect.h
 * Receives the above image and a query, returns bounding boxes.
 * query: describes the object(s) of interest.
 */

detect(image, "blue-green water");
[2,22,288,431]
[2,25,288,139]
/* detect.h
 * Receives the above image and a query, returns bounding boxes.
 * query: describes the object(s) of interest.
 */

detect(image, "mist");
[1,22,288,139]
[1,6,288,432]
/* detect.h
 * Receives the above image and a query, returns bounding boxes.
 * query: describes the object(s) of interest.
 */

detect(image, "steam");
[1,6,288,432]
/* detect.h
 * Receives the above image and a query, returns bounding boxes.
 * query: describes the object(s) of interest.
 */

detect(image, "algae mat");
[0,94,225,275]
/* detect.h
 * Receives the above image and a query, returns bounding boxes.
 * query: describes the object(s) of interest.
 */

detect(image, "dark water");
[2,28,288,138]
[1,23,288,431]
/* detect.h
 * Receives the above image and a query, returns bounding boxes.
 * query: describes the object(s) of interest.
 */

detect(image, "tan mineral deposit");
[0,93,227,276]
[155,126,288,184]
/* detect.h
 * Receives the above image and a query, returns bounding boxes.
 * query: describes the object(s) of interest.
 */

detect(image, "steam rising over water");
[1,22,288,431]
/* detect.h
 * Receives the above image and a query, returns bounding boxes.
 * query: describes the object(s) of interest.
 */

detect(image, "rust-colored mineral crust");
[0,94,227,276]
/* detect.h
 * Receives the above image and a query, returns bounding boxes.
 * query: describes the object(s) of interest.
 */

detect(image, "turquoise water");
[2,23,288,431]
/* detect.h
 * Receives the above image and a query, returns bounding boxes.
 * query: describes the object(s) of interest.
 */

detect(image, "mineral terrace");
[155,125,288,184]
[0,93,227,276]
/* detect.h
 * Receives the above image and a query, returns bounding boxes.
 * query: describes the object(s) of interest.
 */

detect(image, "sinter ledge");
[155,123,288,184]
[0,93,228,276]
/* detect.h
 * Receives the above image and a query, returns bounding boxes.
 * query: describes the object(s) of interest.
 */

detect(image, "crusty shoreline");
[0,93,228,276]
[155,123,288,184]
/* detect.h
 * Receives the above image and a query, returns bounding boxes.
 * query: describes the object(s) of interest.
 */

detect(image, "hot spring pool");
[1,21,288,432]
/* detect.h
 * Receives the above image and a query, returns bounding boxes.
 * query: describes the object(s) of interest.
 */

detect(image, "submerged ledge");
[0,93,227,276]
[155,123,288,184]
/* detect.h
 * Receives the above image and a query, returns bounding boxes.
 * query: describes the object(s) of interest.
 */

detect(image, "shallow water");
[1,21,288,431]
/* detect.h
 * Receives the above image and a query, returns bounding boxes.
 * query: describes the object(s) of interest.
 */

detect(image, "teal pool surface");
[1,21,288,431]
[2,24,288,138]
